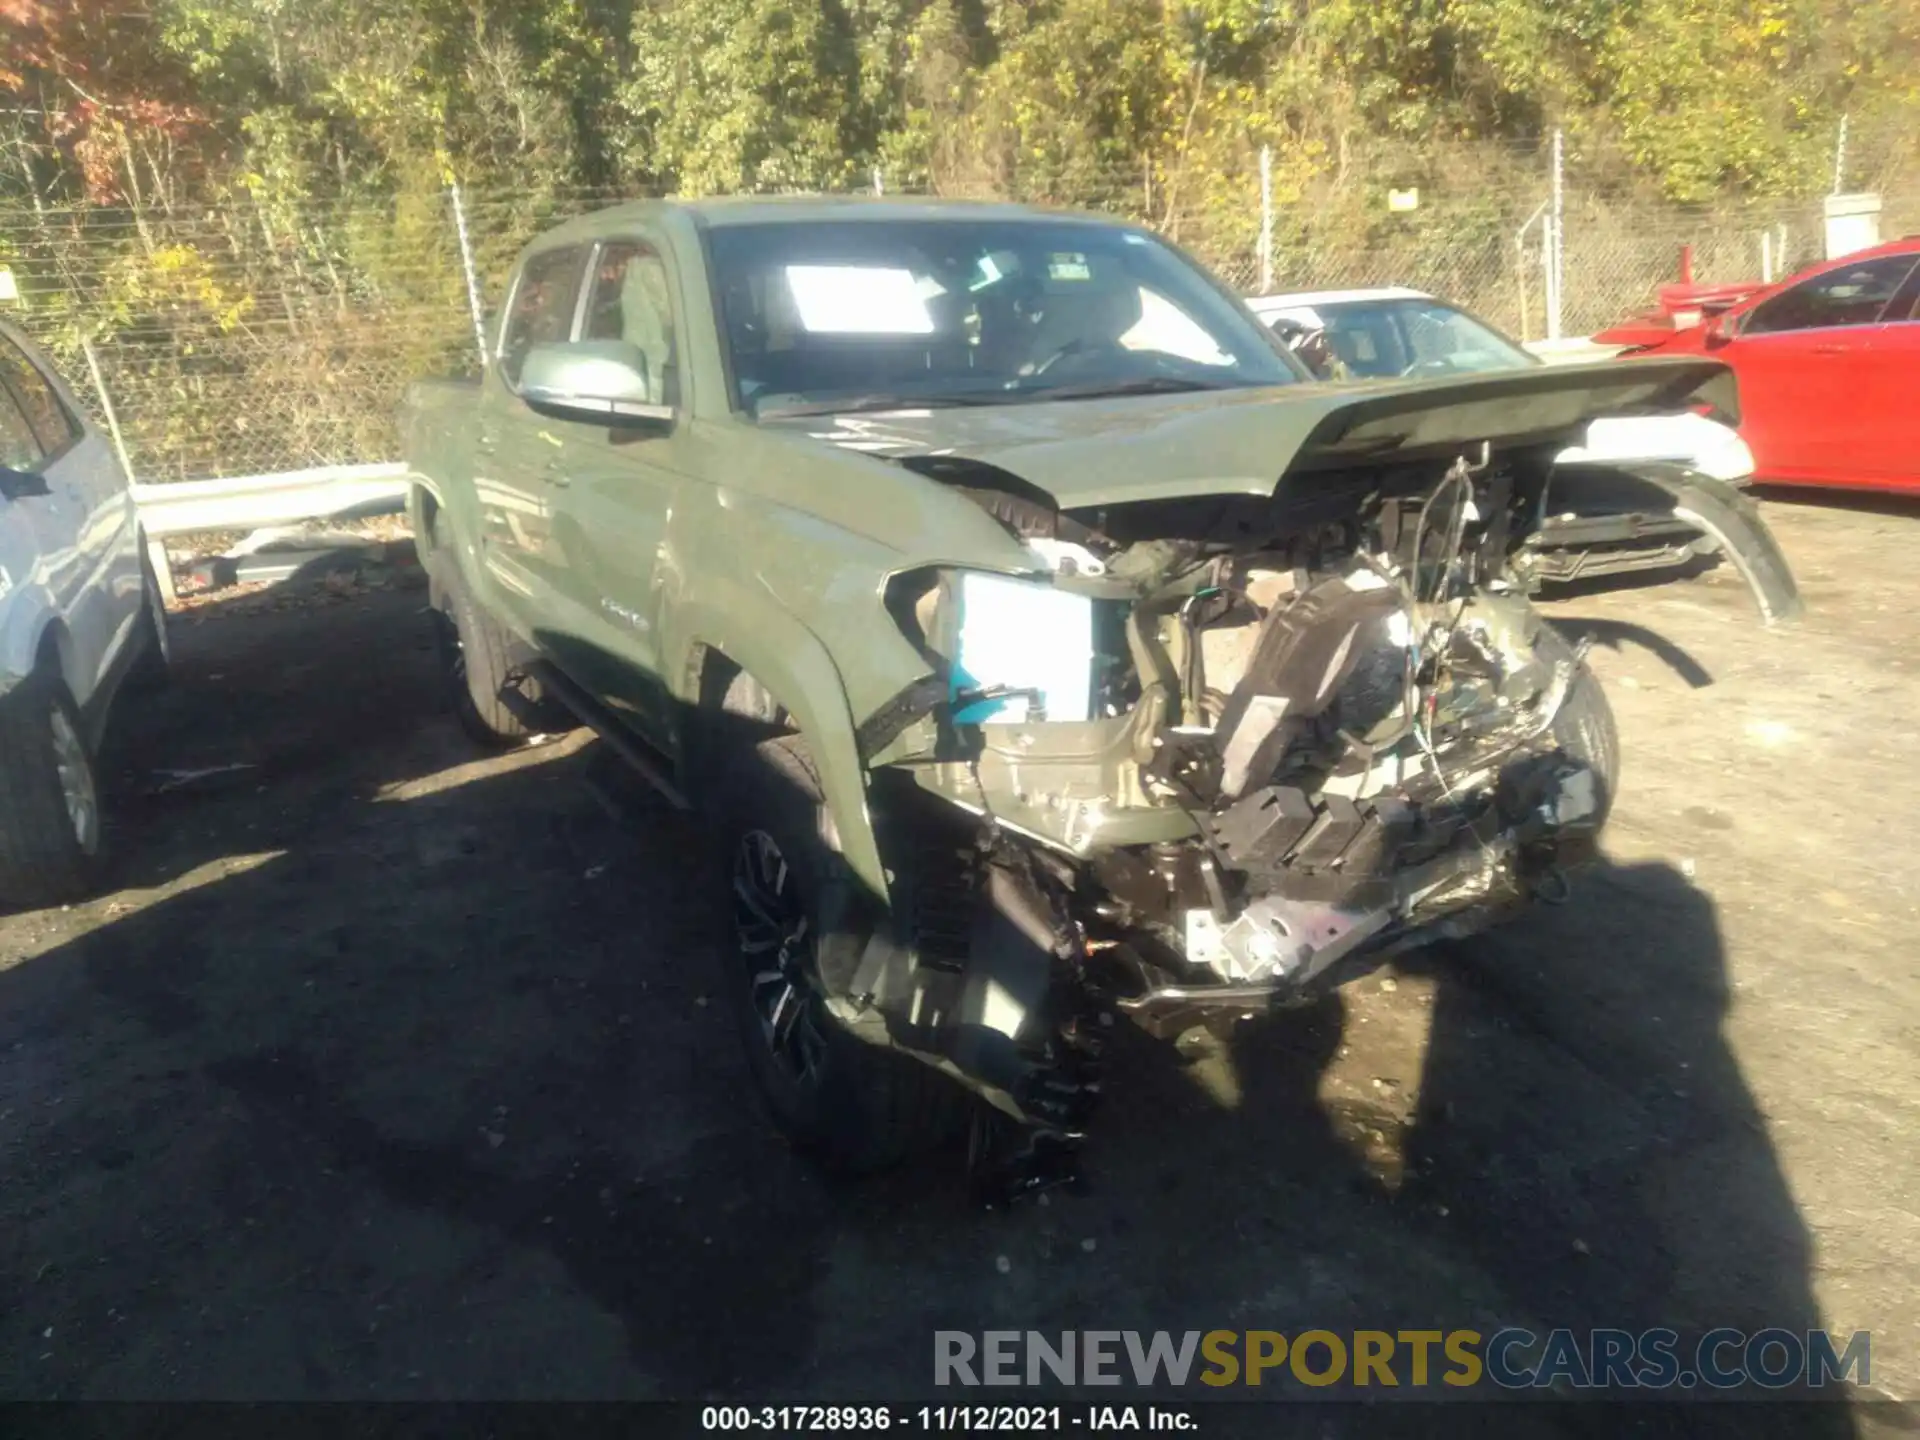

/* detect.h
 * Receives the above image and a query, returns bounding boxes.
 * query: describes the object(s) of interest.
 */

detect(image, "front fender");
[1571,463,1804,626]
[665,594,896,903]
[655,451,1027,907]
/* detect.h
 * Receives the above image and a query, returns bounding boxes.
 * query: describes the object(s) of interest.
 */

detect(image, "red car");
[1598,238,1920,493]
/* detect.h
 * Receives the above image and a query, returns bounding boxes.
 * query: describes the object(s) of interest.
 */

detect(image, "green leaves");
[6,0,1914,231]
[624,0,880,193]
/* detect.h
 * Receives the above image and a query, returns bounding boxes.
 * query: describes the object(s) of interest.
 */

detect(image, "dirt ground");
[1,494,1915,1425]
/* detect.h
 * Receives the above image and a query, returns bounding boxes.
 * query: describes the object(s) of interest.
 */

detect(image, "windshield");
[703,217,1305,416]
[1263,298,1535,382]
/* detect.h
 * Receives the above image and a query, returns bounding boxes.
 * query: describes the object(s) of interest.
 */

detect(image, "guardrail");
[135,460,410,602]
[133,461,409,537]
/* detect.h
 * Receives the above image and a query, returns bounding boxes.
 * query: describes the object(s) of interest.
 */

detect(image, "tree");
[622,0,892,193]
[2,0,205,202]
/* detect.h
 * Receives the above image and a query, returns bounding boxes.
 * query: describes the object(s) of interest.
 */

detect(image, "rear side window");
[498,247,586,387]
[1744,255,1920,335]
[0,382,42,472]
[0,335,81,455]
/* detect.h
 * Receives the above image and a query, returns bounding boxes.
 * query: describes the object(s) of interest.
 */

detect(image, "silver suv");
[0,320,168,907]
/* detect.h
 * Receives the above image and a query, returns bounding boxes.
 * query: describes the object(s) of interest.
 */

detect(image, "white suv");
[0,319,166,907]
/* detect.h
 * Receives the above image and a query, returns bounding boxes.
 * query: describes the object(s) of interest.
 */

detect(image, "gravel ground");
[0,494,1914,1430]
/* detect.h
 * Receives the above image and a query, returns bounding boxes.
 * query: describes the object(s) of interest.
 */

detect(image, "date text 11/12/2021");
[701,1406,1196,1432]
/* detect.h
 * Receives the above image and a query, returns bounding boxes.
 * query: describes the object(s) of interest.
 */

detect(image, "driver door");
[1716,253,1919,483]
[542,236,689,752]
[474,244,589,635]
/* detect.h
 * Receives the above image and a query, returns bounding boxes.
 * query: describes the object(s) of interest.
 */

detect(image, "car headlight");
[887,568,1099,724]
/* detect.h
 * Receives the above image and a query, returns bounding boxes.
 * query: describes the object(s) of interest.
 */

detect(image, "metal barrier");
[134,461,409,602]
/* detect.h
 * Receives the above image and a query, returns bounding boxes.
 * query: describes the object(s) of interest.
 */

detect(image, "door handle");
[1810,343,1851,355]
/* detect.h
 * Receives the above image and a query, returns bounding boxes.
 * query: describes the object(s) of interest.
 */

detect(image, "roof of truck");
[535,195,1121,243]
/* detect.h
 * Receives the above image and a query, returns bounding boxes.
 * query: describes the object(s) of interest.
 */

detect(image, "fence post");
[81,336,174,604]
[447,179,489,371]
[1832,114,1849,196]
[1545,128,1564,341]
[1761,229,1774,284]
[872,167,884,197]
[1514,200,1546,343]
[1258,145,1273,294]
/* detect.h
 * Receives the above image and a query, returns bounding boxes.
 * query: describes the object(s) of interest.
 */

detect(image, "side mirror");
[1703,312,1740,347]
[519,340,674,426]
[0,464,50,501]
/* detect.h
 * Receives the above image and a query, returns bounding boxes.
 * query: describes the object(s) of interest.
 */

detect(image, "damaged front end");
[828,421,1794,1196]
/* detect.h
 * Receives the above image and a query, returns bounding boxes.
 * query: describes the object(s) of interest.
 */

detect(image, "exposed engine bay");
[831,438,1787,1198]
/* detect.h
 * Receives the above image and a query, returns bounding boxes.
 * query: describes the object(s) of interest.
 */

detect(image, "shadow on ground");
[0,589,1855,1433]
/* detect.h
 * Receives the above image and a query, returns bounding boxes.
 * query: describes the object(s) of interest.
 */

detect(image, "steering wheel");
[1026,336,1135,381]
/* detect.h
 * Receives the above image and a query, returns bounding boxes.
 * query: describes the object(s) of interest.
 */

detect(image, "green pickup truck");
[402,198,1800,1196]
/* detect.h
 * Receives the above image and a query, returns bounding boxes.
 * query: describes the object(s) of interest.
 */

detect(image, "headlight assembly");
[886,568,1099,724]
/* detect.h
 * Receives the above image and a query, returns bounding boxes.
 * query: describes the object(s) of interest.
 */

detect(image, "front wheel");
[0,670,106,908]
[712,733,964,1171]
[1539,629,1620,827]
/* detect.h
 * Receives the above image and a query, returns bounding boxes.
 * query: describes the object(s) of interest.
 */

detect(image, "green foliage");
[623,0,869,192]
[5,0,1912,483]
[6,0,1912,213]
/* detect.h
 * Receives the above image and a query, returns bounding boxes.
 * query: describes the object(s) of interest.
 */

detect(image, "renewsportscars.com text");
[934,1328,1871,1391]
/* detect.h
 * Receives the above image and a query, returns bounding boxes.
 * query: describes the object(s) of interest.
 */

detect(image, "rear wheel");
[426,538,565,747]
[712,732,963,1171]
[0,669,105,908]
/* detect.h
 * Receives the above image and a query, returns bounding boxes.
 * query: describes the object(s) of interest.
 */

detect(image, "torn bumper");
[1111,753,1600,1036]
[1529,466,1802,624]
[1621,465,1803,626]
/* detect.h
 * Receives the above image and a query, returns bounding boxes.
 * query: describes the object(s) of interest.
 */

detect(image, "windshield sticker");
[1047,253,1092,281]
[784,265,935,334]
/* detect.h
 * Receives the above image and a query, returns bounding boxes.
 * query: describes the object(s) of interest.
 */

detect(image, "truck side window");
[0,336,80,457]
[498,246,586,388]
[583,242,678,407]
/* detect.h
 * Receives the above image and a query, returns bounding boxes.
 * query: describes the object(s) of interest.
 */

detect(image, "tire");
[429,561,559,748]
[1541,630,1620,827]
[712,732,963,1172]
[0,669,106,908]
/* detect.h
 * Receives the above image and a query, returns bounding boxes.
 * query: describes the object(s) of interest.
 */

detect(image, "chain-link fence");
[2,131,1915,486]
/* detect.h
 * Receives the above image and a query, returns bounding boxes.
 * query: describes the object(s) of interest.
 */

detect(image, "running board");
[526,660,692,812]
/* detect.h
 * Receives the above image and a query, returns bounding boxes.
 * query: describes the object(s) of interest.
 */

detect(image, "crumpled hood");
[759,357,1734,510]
